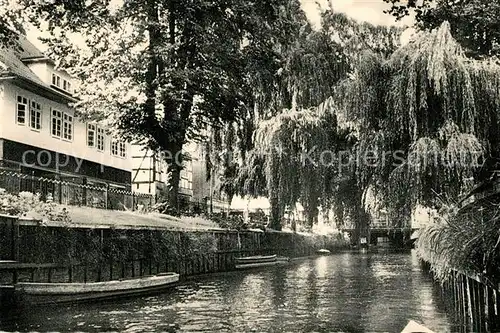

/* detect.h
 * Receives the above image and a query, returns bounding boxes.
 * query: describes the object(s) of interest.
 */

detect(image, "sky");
[300,0,414,28]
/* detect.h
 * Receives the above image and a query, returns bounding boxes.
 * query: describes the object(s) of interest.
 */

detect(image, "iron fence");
[0,169,153,211]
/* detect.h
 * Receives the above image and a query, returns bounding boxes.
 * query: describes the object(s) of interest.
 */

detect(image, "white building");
[0,36,132,205]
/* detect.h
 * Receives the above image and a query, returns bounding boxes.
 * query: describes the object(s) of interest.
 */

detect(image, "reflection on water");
[0,251,458,332]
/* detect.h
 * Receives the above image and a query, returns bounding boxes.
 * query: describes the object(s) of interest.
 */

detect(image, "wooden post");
[462,275,467,324]
[82,177,88,206]
[10,217,19,284]
[485,285,489,332]
[456,272,462,320]
[454,271,458,312]
[466,276,474,327]
[105,183,109,210]
[57,174,62,204]
[494,288,498,317]
[10,217,19,262]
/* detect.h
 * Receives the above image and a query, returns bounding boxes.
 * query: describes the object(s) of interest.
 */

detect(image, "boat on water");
[14,272,180,306]
[316,249,331,255]
[234,255,290,269]
[401,320,435,333]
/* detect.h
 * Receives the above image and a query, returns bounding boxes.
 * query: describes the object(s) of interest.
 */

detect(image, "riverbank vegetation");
[417,197,500,287]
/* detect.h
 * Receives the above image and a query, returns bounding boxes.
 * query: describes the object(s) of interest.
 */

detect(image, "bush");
[0,188,71,225]
[416,200,500,287]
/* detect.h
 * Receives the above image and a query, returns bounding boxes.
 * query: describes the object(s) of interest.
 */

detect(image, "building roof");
[0,42,47,86]
[17,34,46,60]
[0,35,75,103]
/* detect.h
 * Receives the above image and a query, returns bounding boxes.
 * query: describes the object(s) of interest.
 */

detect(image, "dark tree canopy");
[384,0,500,57]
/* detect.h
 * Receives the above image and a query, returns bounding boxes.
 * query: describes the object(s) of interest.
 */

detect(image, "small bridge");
[341,219,419,247]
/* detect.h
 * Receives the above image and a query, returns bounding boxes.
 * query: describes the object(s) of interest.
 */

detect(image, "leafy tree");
[318,21,500,246]
[384,0,500,57]
[21,0,311,213]
[235,10,402,231]
[0,0,25,46]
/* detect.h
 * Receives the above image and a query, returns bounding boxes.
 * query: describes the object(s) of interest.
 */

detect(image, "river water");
[0,251,461,332]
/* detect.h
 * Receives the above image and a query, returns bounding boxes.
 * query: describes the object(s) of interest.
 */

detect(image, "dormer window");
[52,73,60,87]
[51,73,72,94]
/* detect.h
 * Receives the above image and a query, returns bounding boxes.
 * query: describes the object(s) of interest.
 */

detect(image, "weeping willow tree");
[281,20,500,248]
[251,107,349,230]
[381,22,500,218]
[325,21,500,278]
[235,11,402,231]
[390,24,500,282]
[323,22,497,224]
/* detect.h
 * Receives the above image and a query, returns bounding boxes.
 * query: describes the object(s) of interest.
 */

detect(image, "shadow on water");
[0,251,461,332]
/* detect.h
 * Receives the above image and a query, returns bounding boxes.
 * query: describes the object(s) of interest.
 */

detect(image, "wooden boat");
[234,255,290,269]
[401,320,435,333]
[14,272,180,306]
[316,249,331,255]
[235,255,277,264]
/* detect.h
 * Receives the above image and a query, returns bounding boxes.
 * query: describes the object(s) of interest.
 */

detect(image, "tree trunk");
[167,161,181,214]
[269,195,282,231]
[305,206,318,228]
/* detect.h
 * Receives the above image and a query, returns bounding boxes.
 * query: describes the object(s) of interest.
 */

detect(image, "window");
[52,73,61,88]
[97,127,105,151]
[111,139,126,158]
[87,124,96,147]
[88,125,105,151]
[16,95,28,125]
[63,114,73,140]
[111,140,118,156]
[30,101,41,130]
[62,79,72,93]
[119,142,126,157]
[51,109,62,137]
[52,73,73,93]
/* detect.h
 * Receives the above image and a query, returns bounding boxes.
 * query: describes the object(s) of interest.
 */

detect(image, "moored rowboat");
[14,272,180,306]
[234,255,289,269]
[234,255,277,264]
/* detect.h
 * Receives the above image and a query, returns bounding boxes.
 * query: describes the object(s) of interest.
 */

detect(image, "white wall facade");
[0,81,131,172]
